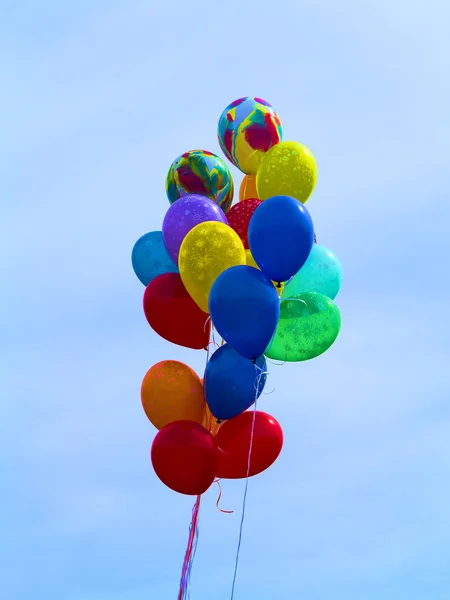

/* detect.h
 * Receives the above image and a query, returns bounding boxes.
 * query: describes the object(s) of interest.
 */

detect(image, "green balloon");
[265,292,341,362]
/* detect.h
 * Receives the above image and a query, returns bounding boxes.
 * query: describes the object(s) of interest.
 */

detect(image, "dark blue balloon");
[209,265,280,360]
[204,344,267,420]
[248,195,314,283]
[131,231,178,286]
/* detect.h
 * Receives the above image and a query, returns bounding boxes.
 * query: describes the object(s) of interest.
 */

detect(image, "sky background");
[2,1,450,599]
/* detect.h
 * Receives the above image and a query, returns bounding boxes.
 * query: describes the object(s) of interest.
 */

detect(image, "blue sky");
[2,1,450,599]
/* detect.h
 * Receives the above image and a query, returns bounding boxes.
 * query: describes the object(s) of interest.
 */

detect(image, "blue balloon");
[248,195,314,283]
[204,344,267,420]
[131,231,178,286]
[209,265,280,360]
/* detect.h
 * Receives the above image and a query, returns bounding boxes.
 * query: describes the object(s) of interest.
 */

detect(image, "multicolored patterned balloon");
[166,150,234,213]
[218,97,283,174]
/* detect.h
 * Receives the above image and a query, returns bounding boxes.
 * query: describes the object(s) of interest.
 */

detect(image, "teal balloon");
[282,244,342,300]
[265,292,341,362]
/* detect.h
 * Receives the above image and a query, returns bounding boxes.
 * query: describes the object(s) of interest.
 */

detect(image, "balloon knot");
[276,281,282,288]
[217,419,222,424]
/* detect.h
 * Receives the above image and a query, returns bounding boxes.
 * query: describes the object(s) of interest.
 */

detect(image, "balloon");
[216,411,283,479]
[151,421,218,495]
[218,97,283,174]
[239,174,259,201]
[162,194,228,265]
[166,150,234,213]
[256,141,318,203]
[245,249,284,295]
[131,231,178,286]
[141,361,206,429]
[265,292,341,362]
[226,198,261,249]
[282,244,343,300]
[204,344,267,420]
[248,195,314,283]
[143,273,210,350]
[209,265,280,360]
[179,221,246,313]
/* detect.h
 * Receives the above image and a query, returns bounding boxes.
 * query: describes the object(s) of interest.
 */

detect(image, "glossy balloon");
[204,344,267,420]
[216,411,283,479]
[248,195,314,283]
[162,194,228,265]
[143,273,210,350]
[179,221,246,313]
[239,174,259,201]
[265,292,341,362]
[245,249,284,295]
[141,361,206,429]
[209,265,280,360]
[226,198,261,249]
[132,231,178,286]
[282,244,342,300]
[218,97,283,174]
[151,421,218,495]
[166,150,234,213]
[256,141,318,203]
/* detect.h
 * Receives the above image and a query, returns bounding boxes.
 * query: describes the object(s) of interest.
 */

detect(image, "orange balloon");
[141,361,206,430]
[239,174,259,201]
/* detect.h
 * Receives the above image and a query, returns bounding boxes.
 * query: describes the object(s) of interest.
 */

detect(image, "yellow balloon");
[179,221,246,313]
[256,141,318,203]
[245,249,284,296]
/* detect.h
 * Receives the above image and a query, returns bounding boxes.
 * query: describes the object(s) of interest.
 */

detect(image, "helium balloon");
[216,411,283,479]
[218,97,283,174]
[265,292,341,362]
[245,249,284,295]
[151,421,218,495]
[209,265,280,360]
[248,195,314,283]
[282,244,343,300]
[239,174,259,201]
[143,273,210,350]
[179,221,246,313]
[226,198,261,249]
[162,194,228,265]
[141,361,206,429]
[132,231,178,286]
[166,150,234,213]
[204,344,267,420]
[202,403,222,436]
[256,141,318,203]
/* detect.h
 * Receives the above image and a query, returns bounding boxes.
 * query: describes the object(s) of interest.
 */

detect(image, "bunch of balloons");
[131,96,343,499]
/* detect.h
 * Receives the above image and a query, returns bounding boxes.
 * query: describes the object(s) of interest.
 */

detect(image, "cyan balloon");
[209,265,280,360]
[248,195,314,283]
[282,244,342,300]
[204,344,267,421]
[131,231,178,286]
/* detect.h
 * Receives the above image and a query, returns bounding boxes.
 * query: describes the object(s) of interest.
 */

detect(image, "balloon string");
[178,495,201,600]
[214,479,234,514]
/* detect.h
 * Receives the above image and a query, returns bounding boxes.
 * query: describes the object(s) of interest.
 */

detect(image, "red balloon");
[151,421,218,495]
[216,411,283,479]
[143,273,211,350]
[226,198,262,249]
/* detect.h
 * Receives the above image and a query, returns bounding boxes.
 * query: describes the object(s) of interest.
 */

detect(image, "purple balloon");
[162,194,228,264]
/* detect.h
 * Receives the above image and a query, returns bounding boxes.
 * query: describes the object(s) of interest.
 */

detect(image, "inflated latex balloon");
[162,194,228,264]
[248,195,314,283]
[245,249,284,294]
[151,421,218,495]
[226,198,261,249]
[209,265,280,360]
[179,221,246,313]
[265,292,341,362]
[132,231,178,286]
[239,174,259,201]
[166,150,234,213]
[256,141,318,203]
[282,244,342,300]
[141,361,206,429]
[216,411,283,479]
[218,97,283,174]
[143,273,210,350]
[204,344,267,421]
